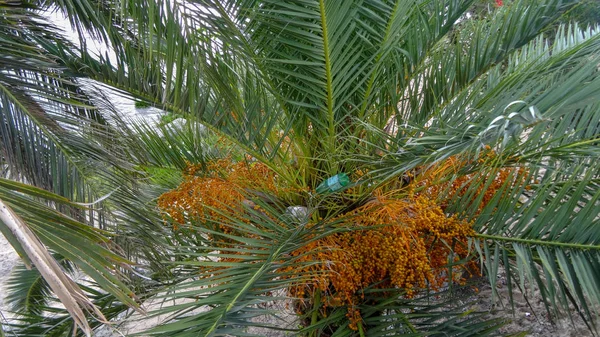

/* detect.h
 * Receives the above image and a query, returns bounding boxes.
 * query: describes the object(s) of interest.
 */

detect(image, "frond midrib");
[477,233,600,250]
[318,0,336,164]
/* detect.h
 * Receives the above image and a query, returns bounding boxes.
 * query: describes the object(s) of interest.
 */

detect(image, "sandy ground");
[0,234,596,336]
[473,274,597,337]
[0,233,18,326]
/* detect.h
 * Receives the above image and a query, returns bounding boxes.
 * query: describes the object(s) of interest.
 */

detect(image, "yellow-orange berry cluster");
[157,158,295,231]
[410,151,529,215]
[156,152,526,331]
[283,192,475,329]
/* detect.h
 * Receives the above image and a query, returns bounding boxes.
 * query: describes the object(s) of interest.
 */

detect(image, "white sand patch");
[0,234,19,323]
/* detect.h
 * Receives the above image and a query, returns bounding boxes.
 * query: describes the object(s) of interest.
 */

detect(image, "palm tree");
[1,0,599,336]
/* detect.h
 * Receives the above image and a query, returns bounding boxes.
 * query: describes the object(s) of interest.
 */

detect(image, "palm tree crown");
[1,0,599,336]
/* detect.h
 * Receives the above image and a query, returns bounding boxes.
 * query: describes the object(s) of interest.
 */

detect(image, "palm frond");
[137,206,309,336]
[5,256,74,316]
[445,26,600,333]
[0,199,106,336]
[0,183,138,306]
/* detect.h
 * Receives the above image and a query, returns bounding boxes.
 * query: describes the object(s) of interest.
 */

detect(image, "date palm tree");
[1,0,600,336]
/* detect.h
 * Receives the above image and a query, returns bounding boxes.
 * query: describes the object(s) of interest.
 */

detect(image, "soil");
[0,235,596,336]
